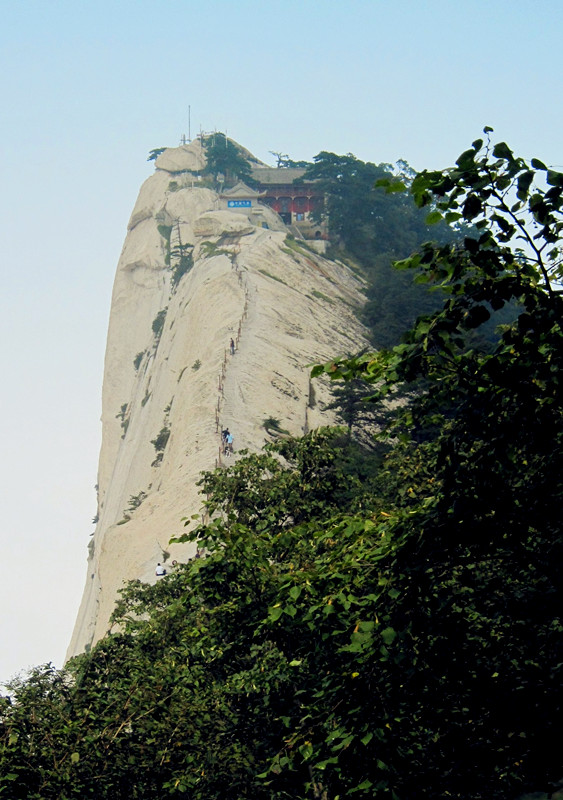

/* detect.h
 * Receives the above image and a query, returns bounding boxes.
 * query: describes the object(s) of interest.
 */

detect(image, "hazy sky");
[1,0,561,686]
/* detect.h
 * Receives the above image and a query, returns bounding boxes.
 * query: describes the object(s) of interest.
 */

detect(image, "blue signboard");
[228,200,252,208]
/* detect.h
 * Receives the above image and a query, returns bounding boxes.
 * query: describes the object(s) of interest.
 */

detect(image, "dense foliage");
[302,152,465,347]
[1,134,561,800]
[313,131,563,796]
[203,132,255,187]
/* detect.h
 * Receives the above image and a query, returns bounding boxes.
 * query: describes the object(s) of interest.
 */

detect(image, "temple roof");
[251,167,311,185]
[220,181,266,199]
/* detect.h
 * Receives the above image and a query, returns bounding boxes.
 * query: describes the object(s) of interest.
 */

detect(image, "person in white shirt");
[155,563,166,576]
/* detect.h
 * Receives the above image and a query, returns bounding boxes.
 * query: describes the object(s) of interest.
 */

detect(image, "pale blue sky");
[1,0,561,684]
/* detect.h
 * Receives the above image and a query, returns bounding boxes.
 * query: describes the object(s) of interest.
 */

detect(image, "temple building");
[251,167,327,240]
[219,181,266,210]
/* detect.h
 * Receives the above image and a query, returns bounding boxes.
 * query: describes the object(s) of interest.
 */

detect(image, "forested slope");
[1,134,561,800]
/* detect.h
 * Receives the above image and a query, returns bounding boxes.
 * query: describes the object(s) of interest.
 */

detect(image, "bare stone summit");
[154,139,207,173]
[67,141,370,660]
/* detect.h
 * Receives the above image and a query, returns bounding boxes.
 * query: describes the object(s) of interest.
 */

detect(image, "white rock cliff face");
[67,141,370,658]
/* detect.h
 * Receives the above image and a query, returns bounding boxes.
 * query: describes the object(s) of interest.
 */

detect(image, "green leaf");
[71,752,80,764]
[381,627,397,645]
[332,734,355,750]
[425,210,443,225]
[456,148,477,169]
[299,741,314,760]
[351,779,374,791]
[546,169,563,187]
[496,175,512,191]
[314,756,339,770]
[268,605,283,622]
[385,180,407,194]
[516,170,534,199]
[492,141,514,161]
[463,194,482,220]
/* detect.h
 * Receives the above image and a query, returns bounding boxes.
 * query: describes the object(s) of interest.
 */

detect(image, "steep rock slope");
[67,141,370,658]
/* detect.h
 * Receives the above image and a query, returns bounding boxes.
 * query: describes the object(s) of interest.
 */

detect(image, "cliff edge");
[67,140,370,658]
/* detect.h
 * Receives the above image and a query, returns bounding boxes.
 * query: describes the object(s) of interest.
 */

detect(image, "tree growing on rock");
[202,132,255,187]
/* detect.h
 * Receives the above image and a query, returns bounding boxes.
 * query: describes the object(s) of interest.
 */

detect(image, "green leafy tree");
[0,431,384,799]
[151,425,170,453]
[303,151,465,347]
[148,147,167,162]
[313,130,563,798]
[151,307,167,339]
[269,151,311,169]
[203,132,254,186]
[323,375,389,443]
[170,220,194,291]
